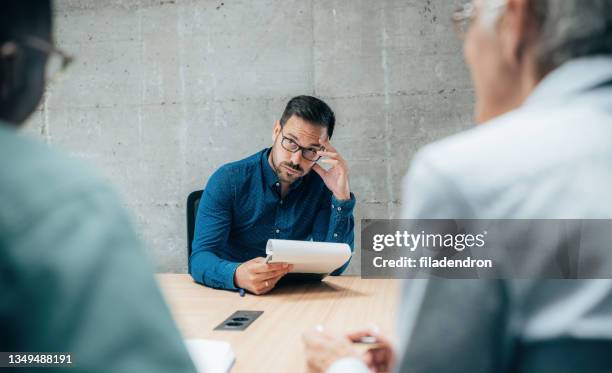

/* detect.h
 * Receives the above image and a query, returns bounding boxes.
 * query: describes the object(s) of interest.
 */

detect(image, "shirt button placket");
[276,194,283,237]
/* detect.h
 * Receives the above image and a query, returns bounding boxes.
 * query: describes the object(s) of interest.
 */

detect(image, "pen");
[353,335,383,352]
[239,288,245,297]
[314,325,382,351]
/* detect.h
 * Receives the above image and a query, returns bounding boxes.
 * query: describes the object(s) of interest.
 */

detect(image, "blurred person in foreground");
[0,1,196,371]
[303,0,612,372]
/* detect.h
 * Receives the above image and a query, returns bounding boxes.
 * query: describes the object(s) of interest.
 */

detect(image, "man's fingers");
[251,261,289,273]
[318,136,336,152]
[269,274,285,287]
[257,268,290,281]
[316,151,338,159]
[252,280,271,295]
[312,163,327,177]
[253,271,287,294]
[319,159,339,167]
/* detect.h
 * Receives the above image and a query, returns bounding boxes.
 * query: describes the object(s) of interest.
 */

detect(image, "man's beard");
[270,148,304,183]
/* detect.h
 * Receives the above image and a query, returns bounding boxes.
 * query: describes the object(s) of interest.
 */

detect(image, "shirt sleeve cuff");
[331,193,356,215]
[327,357,370,373]
[222,261,241,290]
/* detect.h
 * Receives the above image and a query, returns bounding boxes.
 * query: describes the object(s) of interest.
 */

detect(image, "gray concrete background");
[25,0,475,273]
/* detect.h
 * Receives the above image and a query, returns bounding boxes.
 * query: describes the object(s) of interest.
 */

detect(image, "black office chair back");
[186,190,203,264]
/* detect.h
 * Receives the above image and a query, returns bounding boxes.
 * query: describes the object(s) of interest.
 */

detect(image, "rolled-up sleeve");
[312,192,356,275]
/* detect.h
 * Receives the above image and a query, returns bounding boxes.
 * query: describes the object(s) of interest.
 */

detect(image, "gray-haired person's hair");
[531,0,612,76]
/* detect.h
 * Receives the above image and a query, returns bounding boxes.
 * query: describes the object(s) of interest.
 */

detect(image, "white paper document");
[265,239,352,274]
[185,339,235,373]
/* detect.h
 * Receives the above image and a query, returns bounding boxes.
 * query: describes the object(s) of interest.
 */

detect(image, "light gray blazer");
[329,56,612,373]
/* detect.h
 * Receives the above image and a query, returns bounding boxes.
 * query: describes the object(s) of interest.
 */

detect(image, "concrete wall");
[25,0,475,273]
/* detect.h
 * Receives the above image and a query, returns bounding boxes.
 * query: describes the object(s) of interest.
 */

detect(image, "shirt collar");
[525,56,612,107]
[261,147,304,192]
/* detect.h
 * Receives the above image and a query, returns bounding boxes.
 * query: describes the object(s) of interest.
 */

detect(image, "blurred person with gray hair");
[303,0,612,372]
[0,1,197,371]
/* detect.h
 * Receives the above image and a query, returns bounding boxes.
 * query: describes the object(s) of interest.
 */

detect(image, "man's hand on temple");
[313,137,351,201]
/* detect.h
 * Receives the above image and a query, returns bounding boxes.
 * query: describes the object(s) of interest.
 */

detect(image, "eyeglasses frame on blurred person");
[0,36,74,84]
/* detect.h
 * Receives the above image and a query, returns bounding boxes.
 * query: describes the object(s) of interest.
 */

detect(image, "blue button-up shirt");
[189,148,356,290]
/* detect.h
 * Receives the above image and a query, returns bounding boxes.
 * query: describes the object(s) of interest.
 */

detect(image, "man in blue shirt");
[190,96,355,294]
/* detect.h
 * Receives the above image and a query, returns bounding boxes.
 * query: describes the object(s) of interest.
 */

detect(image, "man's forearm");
[327,194,356,274]
[189,250,240,290]
[327,193,356,242]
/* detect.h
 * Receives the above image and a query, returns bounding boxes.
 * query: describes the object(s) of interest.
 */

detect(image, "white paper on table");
[184,339,235,373]
[265,239,352,274]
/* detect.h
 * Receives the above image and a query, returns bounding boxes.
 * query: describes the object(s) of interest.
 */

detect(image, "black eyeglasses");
[279,130,324,162]
[0,36,74,83]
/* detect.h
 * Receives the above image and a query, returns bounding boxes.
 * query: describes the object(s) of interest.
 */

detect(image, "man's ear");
[499,0,532,66]
[272,120,281,142]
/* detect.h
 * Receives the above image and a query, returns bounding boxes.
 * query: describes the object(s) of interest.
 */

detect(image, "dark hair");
[279,95,336,138]
[0,0,52,125]
[0,1,52,42]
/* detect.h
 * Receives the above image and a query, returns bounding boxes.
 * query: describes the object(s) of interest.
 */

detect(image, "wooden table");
[157,274,400,373]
